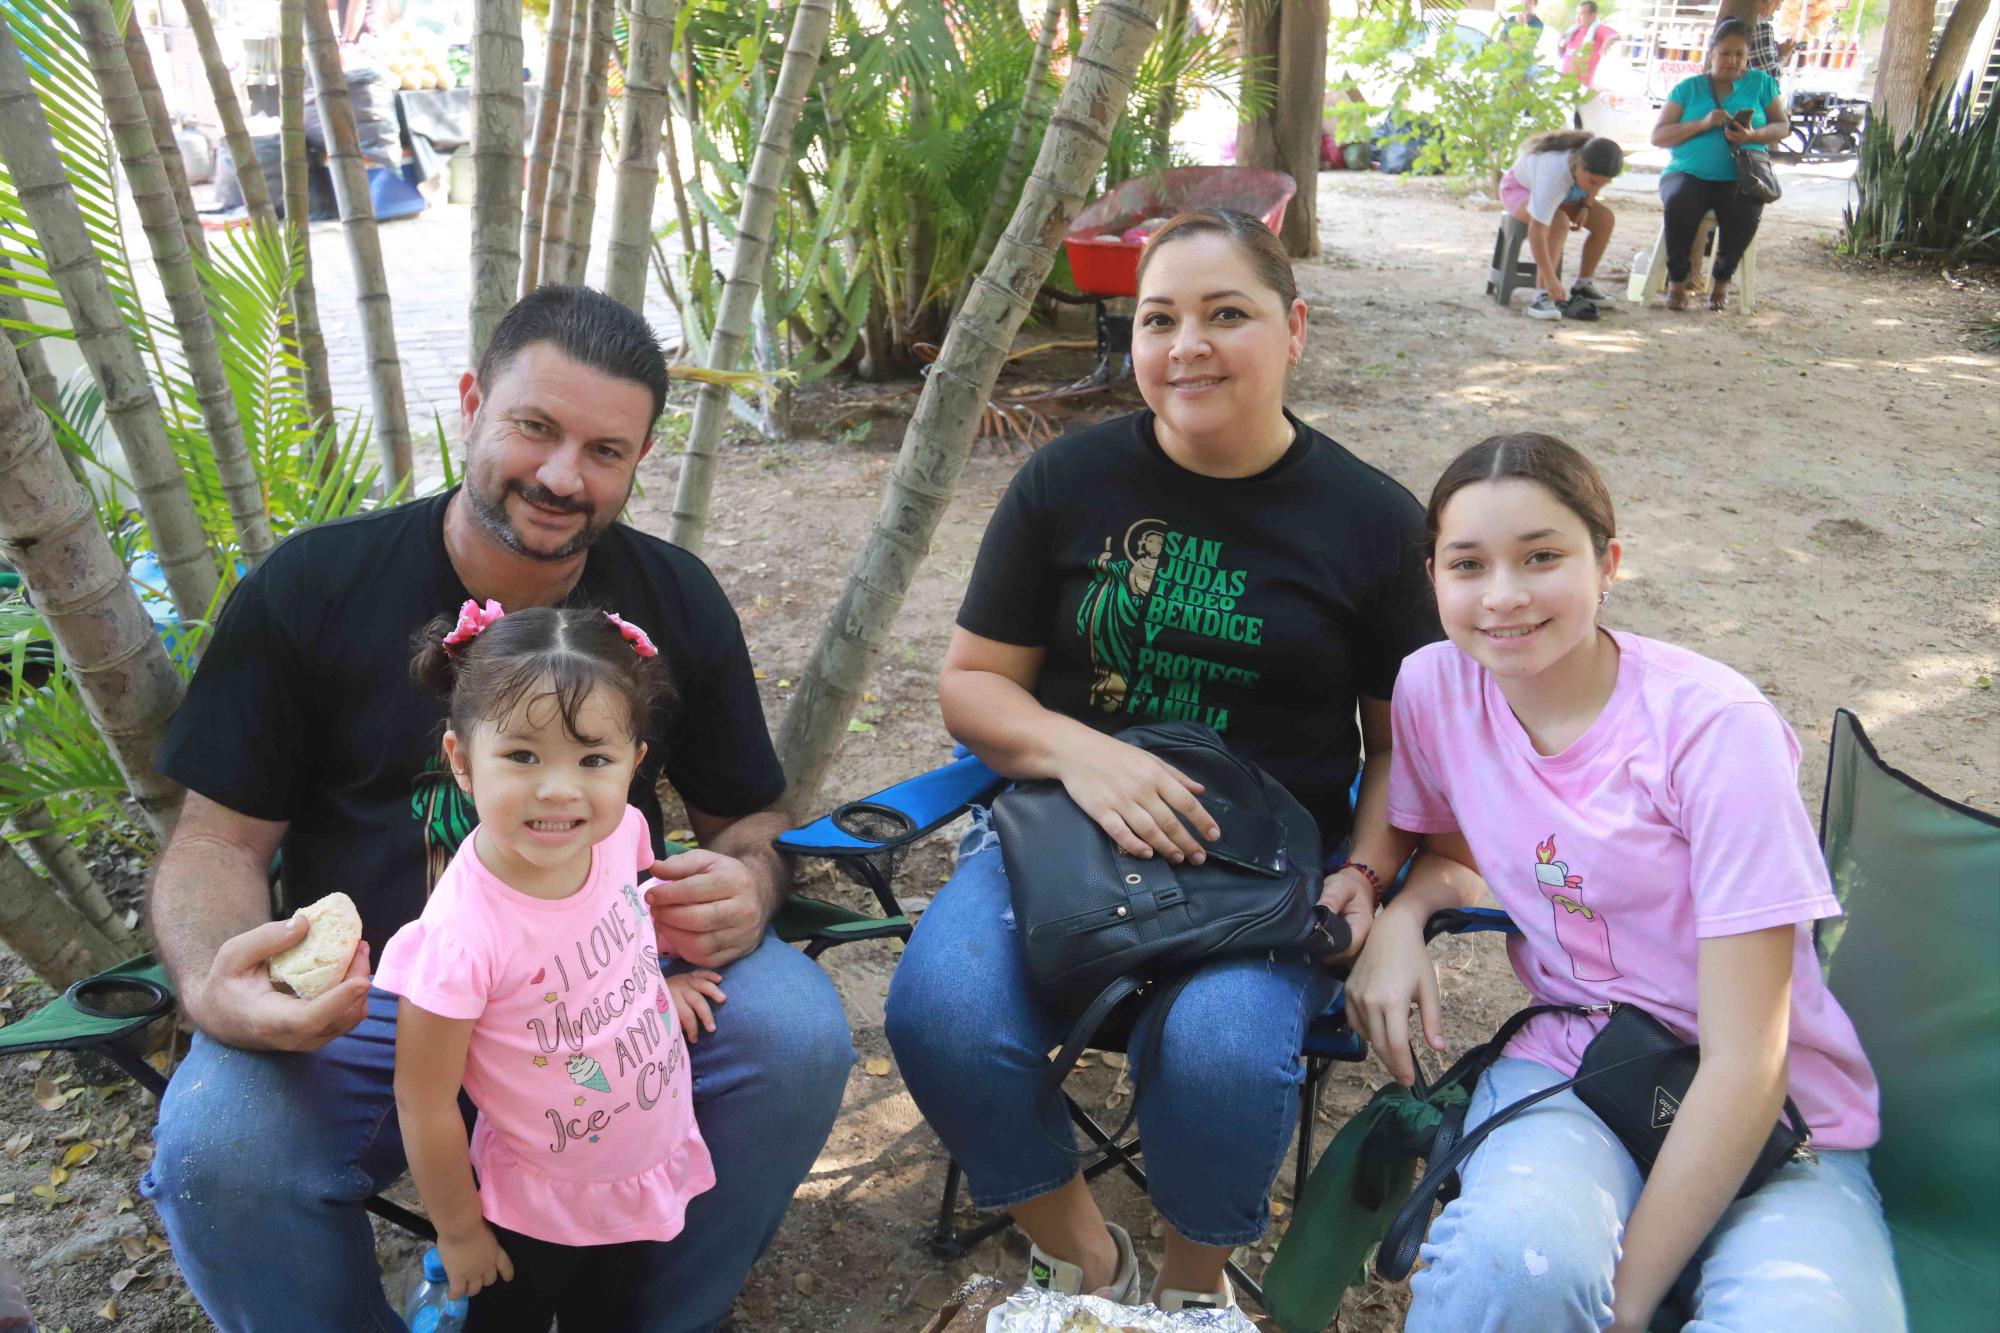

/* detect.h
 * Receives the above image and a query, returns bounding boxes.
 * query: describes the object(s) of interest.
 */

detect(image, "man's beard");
[464,469,622,563]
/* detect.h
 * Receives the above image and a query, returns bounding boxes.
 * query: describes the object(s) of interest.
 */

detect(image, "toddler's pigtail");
[411,612,466,700]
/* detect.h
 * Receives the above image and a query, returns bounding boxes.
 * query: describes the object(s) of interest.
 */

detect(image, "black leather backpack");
[992,720,1349,1155]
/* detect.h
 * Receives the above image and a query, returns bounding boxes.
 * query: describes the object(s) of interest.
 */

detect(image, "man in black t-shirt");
[139,287,853,1329]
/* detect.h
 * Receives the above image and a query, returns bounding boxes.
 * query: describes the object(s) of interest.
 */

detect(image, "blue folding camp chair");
[776,755,1514,1306]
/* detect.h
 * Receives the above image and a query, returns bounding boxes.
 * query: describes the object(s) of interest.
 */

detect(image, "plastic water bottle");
[402,1248,469,1333]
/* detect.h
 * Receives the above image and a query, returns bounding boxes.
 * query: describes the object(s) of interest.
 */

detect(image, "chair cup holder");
[65,975,174,1023]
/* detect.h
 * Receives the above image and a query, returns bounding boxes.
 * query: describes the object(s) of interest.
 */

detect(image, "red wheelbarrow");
[1031,166,1296,393]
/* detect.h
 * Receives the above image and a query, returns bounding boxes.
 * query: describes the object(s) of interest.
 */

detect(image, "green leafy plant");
[1334,12,1588,182]
[1842,83,2000,268]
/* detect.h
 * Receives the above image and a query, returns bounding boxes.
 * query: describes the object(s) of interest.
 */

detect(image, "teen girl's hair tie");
[441,598,505,657]
[604,612,659,658]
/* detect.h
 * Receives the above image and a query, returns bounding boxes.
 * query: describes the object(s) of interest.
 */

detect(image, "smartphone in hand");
[1732,109,1754,126]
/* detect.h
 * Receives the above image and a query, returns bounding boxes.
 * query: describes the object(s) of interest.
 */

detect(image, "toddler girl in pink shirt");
[1346,435,1904,1331]
[374,602,727,1325]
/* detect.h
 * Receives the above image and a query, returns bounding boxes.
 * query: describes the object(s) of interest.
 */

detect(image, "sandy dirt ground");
[2,167,1995,1331]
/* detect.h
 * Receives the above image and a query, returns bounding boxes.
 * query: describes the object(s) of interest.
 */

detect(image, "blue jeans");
[883,810,1336,1247]
[1408,1057,1908,1332]
[141,932,854,1332]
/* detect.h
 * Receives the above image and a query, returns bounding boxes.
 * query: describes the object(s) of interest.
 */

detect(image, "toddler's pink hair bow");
[604,612,659,658]
[441,598,505,657]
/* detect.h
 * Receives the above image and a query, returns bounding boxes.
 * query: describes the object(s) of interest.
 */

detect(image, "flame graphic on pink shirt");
[1533,835,1621,981]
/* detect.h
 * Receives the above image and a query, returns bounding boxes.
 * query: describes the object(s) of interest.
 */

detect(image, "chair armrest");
[774,752,1006,860]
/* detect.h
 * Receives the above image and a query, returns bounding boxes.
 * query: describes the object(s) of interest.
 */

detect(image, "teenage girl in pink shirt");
[375,603,727,1327]
[1346,435,1906,1330]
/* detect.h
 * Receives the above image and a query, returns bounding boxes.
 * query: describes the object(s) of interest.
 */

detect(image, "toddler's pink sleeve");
[1673,702,1841,938]
[374,916,493,1021]
[1387,669,1459,835]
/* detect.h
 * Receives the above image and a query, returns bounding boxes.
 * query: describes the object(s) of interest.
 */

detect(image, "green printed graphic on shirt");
[411,755,476,898]
[1074,522,1264,732]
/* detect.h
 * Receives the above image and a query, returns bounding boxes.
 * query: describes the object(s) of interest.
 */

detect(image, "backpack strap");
[1035,969,1201,1160]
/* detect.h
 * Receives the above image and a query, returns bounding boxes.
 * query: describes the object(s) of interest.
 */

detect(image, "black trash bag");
[211,130,287,217]
[304,66,399,171]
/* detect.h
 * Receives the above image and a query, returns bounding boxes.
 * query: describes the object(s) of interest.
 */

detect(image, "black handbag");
[1376,1000,1813,1279]
[992,720,1350,1156]
[1734,145,1782,203]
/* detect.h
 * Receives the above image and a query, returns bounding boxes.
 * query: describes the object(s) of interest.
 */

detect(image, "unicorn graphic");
[1533,835,1622,981]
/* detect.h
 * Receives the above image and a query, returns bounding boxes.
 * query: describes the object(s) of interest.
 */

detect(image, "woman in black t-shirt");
[882,211,1442,1312]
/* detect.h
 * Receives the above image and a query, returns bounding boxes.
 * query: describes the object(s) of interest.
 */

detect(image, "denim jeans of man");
[1407,1056,1908,1332]
[141,932,854,1332]
[884,808,1337,1247]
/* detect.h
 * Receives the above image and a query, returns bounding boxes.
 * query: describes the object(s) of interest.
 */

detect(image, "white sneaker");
[1525,293,1563,320]
[1573,276,1611,301]
[1027,1221,1142,1304]
[1151,1271,1240,1313]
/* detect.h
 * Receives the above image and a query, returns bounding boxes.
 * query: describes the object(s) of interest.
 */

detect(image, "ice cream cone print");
[1533,836,1621,982]
[567,1054,612,1094]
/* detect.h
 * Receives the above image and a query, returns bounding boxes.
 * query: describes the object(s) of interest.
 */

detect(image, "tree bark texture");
[606,0,679,312]
[1923,0,1990,112]
[0,839,122,992]
[279,0,336,440]
[1235,0,1325,257]
[521,0,574,296]
[1874,0,1940,136]
[666,0,835,553]
[303,0,413,486]
[469,0,525,364]
[539,0,592,288]
[971,0,1067,276]
[774,0,1167,811]
[120,15,206,263]
[0,337,186,841]
[558,0,616,285]
[74,0,276,569]
[182,0,276,224]
[0,22,219,626]
[5,807,125,946]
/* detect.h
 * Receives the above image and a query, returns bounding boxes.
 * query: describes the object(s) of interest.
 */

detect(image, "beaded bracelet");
[1336,860,1382,897]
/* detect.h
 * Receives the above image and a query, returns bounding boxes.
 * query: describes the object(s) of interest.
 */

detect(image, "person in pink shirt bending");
[375,602,728,1326]
[1345,434,1905,1331]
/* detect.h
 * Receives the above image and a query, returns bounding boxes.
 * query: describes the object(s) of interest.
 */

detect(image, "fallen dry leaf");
[109,1264,144,1293]
[28,1184,64,1208]
[34,1077,66,1112]
[49,1165,67,1188]
[793,1271,816,1297]
[109,1112,131,1135]
[4,1131,32,1158]
[115,1196,134,1214]
[0,1192,13,1205]
[55,1121,90,1145]
[118,1236,147,1262]
[99,1295,118,1319]
[1270,1199,1288,1218]
[62,1142,98,1169]
[862,1057,892,1077]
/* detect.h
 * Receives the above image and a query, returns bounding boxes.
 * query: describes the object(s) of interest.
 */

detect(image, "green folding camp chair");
[1816,708,2000,1330]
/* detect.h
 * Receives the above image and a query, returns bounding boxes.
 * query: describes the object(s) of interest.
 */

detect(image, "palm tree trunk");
[469,0,525,363]
[0,294,83,484]
[605,0,680,312]
[279,0,336,443]
[0,23,218,626]
[2,737,126,946]
[521,0,575,295]
[667,0,836,553]
[73,0,276,569]
[775,0,1166,811]
[538,1,592,287]
[0,840,123,992]
[302,0,413,487]
[0,337,186,841]
[182,0,275,224]
[558,0,616,285]
[120,15,206,263]
[970,0,1066,277]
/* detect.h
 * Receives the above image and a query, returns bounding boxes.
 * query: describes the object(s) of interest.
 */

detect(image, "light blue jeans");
[1408,1056,1908,1332]
[141,931,854,1332]
[883,808,1337,1247]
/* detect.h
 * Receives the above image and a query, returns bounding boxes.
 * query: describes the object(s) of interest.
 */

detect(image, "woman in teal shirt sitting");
[1649,18,1788,311]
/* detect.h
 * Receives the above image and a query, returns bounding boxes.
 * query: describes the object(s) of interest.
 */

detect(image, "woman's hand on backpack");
[1051,730,1220,864]
[1316,866,1377,964]
[1345,908,1445,1087]
[439,1220,514,1300]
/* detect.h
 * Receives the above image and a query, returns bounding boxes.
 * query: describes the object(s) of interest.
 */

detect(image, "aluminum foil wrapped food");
[919,1276,1260,1333]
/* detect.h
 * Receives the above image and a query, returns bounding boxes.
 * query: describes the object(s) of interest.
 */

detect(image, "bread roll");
[268,892,362,1000]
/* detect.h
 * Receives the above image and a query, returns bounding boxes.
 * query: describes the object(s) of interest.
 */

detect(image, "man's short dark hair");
[477,285,669,426]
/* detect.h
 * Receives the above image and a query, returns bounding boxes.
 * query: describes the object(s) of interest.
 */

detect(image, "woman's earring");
[1599,589,1611,605]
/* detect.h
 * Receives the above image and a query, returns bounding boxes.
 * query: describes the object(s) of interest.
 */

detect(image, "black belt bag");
[1377,1000,1814,1279]
[992,720,1350,1157]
